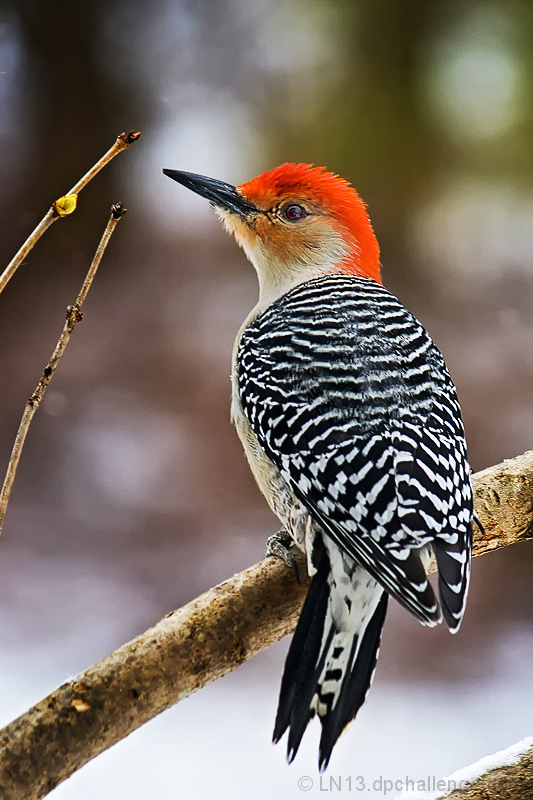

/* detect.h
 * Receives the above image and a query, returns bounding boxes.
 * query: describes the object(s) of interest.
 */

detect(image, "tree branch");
[1,450,532,799]
[0,204,127,535]
[443,743,533,799]
[395,736,533,799]
[0,131,140,296]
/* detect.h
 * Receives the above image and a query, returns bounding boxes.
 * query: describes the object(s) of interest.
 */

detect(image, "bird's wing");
[238,275,473,626]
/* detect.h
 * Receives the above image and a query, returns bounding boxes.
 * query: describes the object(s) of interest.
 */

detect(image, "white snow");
[396,735,533,800]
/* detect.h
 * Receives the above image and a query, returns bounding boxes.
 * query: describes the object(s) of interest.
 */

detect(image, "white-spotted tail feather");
[273,541,388,770]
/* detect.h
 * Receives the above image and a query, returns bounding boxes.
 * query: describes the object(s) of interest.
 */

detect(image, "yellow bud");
[54,193,78,216]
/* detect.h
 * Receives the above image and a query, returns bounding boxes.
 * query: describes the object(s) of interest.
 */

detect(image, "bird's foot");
[266,529,300,583]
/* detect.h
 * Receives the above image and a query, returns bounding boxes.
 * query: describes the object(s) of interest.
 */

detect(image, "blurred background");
[0,0,533,797]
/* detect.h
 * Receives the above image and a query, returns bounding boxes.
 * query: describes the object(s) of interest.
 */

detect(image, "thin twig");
[0,204,127,535]
[0,131,140,296]
[0,450,532,800]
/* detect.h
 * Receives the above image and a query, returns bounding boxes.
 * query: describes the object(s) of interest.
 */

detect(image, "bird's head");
[164,163,381,303]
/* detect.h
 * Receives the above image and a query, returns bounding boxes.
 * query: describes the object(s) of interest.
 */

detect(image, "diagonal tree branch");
[1,450,532,799]
[0,131,140,296]
[395,736,533,799]
[0,204,127,536]
[442,742,533,800]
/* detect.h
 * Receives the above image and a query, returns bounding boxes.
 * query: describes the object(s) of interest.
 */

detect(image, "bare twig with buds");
[0,204,127,535]
[0,131,140,295]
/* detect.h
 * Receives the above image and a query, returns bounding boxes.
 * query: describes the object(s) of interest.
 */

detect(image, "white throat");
[221,219,350,312]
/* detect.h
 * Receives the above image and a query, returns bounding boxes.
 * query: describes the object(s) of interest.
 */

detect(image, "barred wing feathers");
[238,276,473,630]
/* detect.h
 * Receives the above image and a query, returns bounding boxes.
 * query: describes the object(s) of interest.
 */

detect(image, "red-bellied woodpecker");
[164,163,474,770]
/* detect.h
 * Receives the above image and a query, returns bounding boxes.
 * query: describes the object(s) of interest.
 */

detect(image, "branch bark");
[0,204,127,535]
[444,746,533,799]
[402,737,533,800]
[0,131,139,296]
[1,450,533,799]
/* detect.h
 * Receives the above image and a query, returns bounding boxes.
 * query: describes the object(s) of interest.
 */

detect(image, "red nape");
[239,163,382,284]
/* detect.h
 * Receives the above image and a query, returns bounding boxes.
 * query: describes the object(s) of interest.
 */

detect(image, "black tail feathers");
[273,545,388,770]
[272,544,332,761]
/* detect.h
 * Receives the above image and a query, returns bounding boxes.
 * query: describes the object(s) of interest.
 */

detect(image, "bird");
[163,162,474,771]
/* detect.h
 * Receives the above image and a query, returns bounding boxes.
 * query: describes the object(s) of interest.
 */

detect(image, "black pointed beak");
[163,169,257,217]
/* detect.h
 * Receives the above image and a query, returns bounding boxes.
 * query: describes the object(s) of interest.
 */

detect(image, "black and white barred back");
[237,275,473,767]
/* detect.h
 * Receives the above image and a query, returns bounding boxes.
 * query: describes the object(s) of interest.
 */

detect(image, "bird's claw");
[266,529,300,583]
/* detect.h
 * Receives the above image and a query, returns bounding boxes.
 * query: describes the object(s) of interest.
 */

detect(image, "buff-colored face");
[163,163,381,303]
[215,193,350,294]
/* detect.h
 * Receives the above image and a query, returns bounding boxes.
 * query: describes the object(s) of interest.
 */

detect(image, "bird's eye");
[282,203,307,222]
